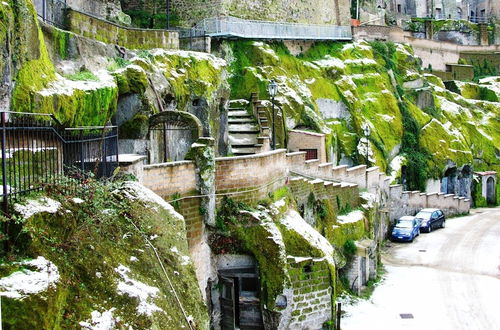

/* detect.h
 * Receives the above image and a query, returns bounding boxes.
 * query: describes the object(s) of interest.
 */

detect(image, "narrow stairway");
[228,102,261,156]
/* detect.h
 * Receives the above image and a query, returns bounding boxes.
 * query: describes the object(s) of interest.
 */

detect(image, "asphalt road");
[341,207,500,330]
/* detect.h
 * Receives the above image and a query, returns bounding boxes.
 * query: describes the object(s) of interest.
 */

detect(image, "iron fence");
[34,0,67,29]
[0,112,118,213]
[196,16,353,40]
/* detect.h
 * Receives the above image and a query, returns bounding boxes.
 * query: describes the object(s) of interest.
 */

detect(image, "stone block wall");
[67,9,179,50]
[287,258,333,329]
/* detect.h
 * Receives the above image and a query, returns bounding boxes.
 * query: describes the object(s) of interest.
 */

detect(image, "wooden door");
[220,276,236,330]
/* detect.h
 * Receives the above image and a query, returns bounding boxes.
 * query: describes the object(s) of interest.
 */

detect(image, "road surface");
[341,207,500,330]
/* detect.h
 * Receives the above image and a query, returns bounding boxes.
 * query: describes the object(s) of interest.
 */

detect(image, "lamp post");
[268,79,279,150]
[362,123,371,166]
[166,0,171,29]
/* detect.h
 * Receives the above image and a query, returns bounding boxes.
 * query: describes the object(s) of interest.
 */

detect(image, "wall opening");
[442,167,457,194]
[486,177,496,205]
[219,267,264,330]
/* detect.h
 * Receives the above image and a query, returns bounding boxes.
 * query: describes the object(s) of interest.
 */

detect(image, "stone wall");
[287,258,333,329]
[215,149,288,204]
[67,9,179,50]
[169,0,351,27]
[353,25,411,42]
[402,36,500,71]
[389,184,470,221]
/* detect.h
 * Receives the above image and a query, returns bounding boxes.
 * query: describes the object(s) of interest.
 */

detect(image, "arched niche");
[148,111,203,163]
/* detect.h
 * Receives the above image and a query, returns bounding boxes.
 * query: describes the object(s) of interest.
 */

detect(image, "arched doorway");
[148,111,203,163]
[442,167,457,194]
[486,177,495,205]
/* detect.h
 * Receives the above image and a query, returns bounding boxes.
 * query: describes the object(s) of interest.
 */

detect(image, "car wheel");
[428,225,432,233]
[417,229,420,236]
[441,220,445,228]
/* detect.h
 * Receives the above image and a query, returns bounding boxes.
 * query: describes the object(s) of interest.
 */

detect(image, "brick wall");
[288,130,327,163]
[67,9,179,50]
[289,177,360,217]
[287,258,333,329]
[142,161,202,247]
[215,149,288,204]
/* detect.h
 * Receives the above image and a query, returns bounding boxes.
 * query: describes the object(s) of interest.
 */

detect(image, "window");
[397,4,401,13]
[300,149,318,161]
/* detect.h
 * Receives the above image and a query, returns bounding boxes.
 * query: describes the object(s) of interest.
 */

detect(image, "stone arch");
[486,177,496,205]
[148,111,203,163]
[458,165,472,198]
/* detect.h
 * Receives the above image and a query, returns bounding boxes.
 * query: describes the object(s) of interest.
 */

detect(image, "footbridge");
[195,16,352,41]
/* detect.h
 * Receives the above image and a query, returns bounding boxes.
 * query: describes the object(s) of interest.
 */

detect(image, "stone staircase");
[228,101,262,156]
[228,96,272,156]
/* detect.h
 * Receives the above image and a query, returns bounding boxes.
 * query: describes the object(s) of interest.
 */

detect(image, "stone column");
[424,20,434,40]
[479,23,489,46]
[186,137,216,226]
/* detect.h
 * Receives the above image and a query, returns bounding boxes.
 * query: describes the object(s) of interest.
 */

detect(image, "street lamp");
[362,123,371,166]
[166,0,170,29]
[268,79,279,150]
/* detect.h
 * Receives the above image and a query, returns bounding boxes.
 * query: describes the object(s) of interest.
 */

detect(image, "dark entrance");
[486,177,496,205]
[442,167,457,194]
[219,268,264,330]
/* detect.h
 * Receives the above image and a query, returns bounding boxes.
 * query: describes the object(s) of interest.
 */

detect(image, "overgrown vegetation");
[65,70,99,81]
[1,176,208,328]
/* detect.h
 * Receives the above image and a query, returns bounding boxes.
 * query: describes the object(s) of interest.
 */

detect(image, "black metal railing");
[0,112,118,213]
[35,0,67,29]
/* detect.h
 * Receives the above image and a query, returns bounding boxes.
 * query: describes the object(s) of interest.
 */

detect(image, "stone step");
[228,117,255,124]
[228,110,251,117]
[232,147,260,154]
[229,133,259,146]
[229,123,259,132]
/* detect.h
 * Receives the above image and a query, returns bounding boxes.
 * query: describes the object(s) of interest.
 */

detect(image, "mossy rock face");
[223,39,500,183]
[119,113,149,139]
[112,65,149,95]
[1,180,209,329]
[9,0,57,113]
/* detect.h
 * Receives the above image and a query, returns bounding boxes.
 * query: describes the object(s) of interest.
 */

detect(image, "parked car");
[391,216,420,242]
[415,208,445,233]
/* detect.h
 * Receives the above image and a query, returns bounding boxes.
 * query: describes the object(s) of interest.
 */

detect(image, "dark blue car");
[391,216,420,242]
[415,208,445,233]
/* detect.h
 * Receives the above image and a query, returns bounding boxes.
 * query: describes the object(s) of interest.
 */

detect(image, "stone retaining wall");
[389,184,470,221]
[287,258,333,329]
[67,9,179,50]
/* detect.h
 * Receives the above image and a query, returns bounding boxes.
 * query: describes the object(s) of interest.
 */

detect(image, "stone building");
[469,0,500,21]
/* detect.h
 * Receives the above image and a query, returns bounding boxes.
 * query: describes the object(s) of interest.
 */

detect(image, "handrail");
[196,16,352,40]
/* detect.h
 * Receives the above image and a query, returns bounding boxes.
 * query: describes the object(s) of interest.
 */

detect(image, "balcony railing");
[195,16,352,41]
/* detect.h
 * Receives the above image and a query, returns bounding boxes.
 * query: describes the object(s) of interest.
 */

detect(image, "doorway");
[219,268,264,330]
[486,177,496,205]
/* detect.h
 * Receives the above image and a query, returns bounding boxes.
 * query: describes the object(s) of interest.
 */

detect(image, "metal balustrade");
[196,16,352,40]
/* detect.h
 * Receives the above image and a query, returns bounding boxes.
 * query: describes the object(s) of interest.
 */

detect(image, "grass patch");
[65,70,98,82]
